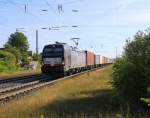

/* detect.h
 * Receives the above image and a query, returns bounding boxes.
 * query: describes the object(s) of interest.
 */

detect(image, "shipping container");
[100,56,105,64]
[85,51,95,66]
[95,55,100,65]
[105,57,108,63]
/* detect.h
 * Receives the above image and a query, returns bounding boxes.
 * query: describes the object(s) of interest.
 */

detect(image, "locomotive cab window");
[43,46,64,58]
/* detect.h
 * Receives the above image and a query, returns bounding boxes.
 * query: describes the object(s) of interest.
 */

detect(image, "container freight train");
[41,42,111,75]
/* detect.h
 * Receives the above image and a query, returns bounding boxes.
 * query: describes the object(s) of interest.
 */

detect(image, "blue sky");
[0,0,150,58]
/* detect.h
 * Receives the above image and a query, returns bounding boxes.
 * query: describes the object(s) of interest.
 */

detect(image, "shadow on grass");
[34,89,124,117]
[30,89,150,118]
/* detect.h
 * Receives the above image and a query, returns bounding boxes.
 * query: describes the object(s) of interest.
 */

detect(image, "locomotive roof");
[44,43,86,53]
[44,43,67,47]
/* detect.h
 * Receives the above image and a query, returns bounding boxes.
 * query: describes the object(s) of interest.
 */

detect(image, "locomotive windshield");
[43,45,64,58]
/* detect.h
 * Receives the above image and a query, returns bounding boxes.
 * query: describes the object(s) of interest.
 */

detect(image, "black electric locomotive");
[41,42,86,75]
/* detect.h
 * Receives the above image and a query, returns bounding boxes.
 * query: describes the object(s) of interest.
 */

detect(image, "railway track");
[0,74,49,92]
[0,74,50,101]
[0,66,105,102]
[0,74,42,84]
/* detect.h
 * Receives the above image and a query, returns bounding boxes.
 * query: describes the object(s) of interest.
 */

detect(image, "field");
[0,66,148,118]
[0,64,41,79]
[0,70,40,79]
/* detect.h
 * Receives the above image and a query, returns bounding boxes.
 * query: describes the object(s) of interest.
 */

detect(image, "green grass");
[0,64,41,79]
[0,66,149,118]
[0,61,17,72]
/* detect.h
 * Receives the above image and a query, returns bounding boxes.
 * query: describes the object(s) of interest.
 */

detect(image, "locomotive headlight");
[62,62,65,65]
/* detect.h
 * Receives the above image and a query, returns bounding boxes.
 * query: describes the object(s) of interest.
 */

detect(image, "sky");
[0,0,150,58]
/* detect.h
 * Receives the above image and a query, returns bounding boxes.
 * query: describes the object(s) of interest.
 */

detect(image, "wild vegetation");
[112,30,150,108]
[0,66,149,118]
[0,50,18,72]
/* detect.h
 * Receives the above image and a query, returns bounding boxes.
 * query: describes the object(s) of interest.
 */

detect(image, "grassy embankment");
[0,66,148,118]
[0,64,41,79]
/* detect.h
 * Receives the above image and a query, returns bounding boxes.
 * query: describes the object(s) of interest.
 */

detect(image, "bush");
[0,50,17,72]
[112,31,150,103]
[0,50,16,64]
[32,53,42,62]
[5,47,21,63]
[0,61,17,72]
[21,52,28,64]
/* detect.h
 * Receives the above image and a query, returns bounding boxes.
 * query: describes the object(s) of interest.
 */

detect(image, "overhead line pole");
[115,47,118,59]
[36,30,39,60]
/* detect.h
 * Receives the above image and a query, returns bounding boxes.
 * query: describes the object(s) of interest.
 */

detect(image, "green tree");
[112,31,150,103]
[4,32,29,63]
